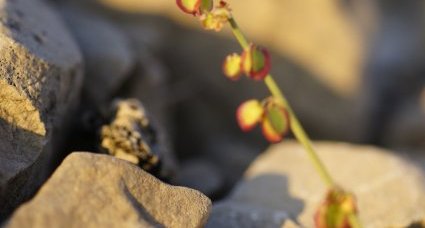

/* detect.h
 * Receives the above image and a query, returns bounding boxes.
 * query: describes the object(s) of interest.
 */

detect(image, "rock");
[59,4,135,104]
[206,202,290,228]
[70,0,363,96]
[209,141,425,227]
[175,158,224,197]
[0,0,83,217]
[6,152,211,228]
[204,138,262,191]
[59,5,178,176]
[383,102,425,149]
[112,28,177,176]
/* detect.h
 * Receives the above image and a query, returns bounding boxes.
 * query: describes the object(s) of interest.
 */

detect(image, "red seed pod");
[261,99,290,143]
[240,44,271,81]
[176,0,213,16]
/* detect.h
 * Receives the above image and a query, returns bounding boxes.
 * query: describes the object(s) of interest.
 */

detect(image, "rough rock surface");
[0,0,83,216]
[208,141,425,228]
[60,4,135,104]
[6,152,211,228]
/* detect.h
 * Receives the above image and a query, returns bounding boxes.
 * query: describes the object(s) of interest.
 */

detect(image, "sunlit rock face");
[207,141,425,228]
[0,0,83,217]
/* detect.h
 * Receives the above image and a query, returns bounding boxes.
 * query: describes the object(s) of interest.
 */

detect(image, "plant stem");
[228,16,335,188]
[264,75,335,187]
[228,17,249,49]
[227,15,362,228]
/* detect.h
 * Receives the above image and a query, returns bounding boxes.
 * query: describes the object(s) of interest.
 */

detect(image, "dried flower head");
[315,189,358,228]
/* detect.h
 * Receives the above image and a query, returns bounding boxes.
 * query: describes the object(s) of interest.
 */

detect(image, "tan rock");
[210,141,425,228]
[7,152,211,228]
[0,0,83,216]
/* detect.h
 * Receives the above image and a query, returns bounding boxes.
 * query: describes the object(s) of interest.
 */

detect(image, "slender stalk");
[227,15,362,228]
[264,76,335,187]
[228,15,335,187]
[228,17,249,49]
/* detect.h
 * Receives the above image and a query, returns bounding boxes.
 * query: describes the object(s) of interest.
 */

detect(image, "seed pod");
[236,99,264,132]
[314,189,358,228]
[176,0,213,16]
[261,100,290,143]
[241,44,271,80]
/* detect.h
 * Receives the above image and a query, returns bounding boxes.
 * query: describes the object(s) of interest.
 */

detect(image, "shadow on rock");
[0,118,48,221]
[207,174,304,228]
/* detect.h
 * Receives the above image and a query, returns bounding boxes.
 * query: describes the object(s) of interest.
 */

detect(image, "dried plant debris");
[100,99,166,179]
[407,219,425,228]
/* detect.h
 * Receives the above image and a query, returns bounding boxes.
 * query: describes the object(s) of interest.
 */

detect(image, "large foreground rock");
[7,152,211,228]
[207,141,425,228]
[0,0,83,216]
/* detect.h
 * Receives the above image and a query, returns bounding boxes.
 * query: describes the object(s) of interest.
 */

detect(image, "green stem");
[264,76,335,187]
[227,15,363,228]
[228,15,335,188]
[228,17,249,49]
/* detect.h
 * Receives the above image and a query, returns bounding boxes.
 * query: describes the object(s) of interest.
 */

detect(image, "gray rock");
[60,4,135,104]
[58,5,178,175]
[207,202,291,228]
[204,138,261,190]
[114,38,177,176]
[383,102,425,149]
[175,159,224,197]
[211,141,425,228]
[0,0,83,216]
[6,152,211,228]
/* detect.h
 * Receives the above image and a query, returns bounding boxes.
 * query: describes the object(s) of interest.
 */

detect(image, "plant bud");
[223,53,242,80]
[236,100,264,132]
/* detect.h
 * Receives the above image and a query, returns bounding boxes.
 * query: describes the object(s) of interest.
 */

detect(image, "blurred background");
[56,0,425,199]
